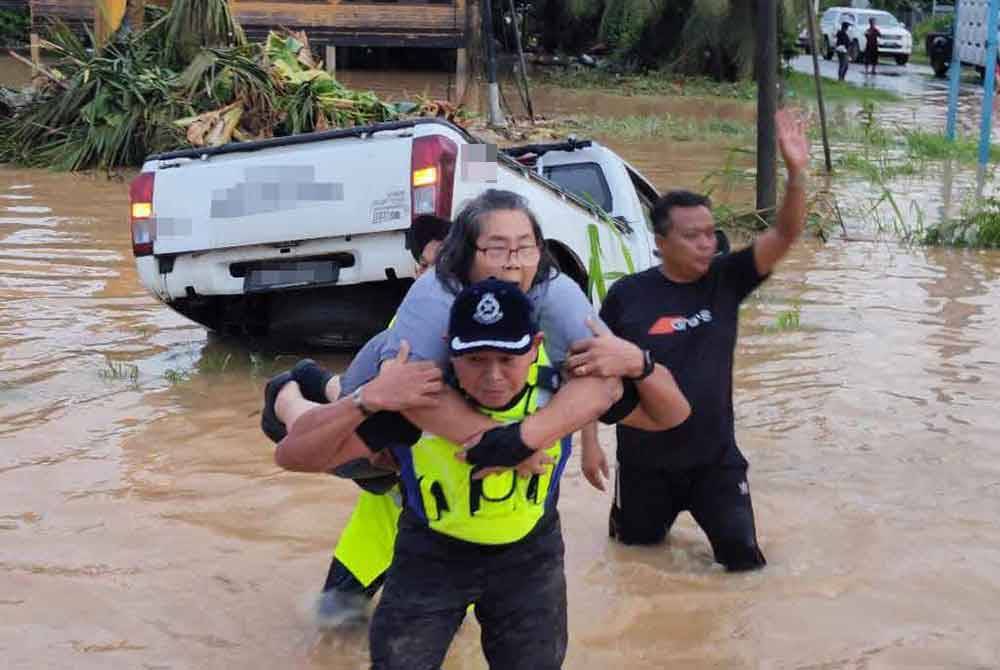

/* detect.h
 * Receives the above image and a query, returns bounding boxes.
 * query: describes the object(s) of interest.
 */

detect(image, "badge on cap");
[473,292,503,325]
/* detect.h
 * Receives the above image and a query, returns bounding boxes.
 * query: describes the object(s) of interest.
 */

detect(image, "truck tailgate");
[151,134,412,255]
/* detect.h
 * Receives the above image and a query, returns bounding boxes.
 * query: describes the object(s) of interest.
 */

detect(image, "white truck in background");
[129,118,664,347]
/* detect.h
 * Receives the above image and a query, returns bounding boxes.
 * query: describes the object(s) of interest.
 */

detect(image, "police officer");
[273,278,691,669]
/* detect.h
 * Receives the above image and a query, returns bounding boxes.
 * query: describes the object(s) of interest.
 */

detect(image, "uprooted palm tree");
[0,0,453,171]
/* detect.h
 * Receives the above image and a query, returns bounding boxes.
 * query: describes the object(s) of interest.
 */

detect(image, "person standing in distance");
[864,17,881,75]
[569,109,810,571]
[835,21,851,81]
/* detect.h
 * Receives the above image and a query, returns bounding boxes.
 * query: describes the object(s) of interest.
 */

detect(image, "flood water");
[3,64,1000,669]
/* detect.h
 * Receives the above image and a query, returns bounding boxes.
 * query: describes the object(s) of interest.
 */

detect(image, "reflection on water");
[2,66,1000,669]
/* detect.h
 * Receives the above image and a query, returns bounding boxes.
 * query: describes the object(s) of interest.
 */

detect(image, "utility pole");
[805,0,832,172]
[480,0,506,127]
[507,0,534,122]
[756,0,777,219]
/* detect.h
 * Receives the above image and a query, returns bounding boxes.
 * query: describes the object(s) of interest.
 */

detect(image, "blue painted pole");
[946,1,964,140]
[978,0,1000,165]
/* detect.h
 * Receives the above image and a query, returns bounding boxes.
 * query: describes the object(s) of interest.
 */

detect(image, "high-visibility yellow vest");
[392,346,569,545]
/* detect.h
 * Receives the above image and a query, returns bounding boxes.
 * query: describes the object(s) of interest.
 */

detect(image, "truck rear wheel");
[849,40,861,63]
[895,54,909,66]
[823,36,834,61]
[267,279,412,349]
[931,56,949,78]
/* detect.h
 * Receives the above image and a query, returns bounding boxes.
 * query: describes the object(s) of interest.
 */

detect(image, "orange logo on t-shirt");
[648,316,683,335]
[648,309,713,335]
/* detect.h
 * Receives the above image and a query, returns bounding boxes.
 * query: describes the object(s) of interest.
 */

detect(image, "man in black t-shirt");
[573,109,810,571]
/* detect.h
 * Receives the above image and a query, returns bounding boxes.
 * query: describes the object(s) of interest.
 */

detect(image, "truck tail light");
[129,172,156,257]
[411,135,457,222]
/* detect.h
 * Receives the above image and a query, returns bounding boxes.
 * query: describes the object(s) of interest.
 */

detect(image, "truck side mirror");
[612,215,634,234]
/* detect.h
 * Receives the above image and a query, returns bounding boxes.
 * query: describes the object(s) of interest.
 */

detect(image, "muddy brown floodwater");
[3,66,1000,670]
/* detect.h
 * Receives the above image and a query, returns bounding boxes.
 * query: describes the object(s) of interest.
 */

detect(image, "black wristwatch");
[629,349,655,381]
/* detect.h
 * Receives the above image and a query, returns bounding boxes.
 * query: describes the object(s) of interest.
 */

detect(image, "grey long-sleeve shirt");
[338,270,599,396]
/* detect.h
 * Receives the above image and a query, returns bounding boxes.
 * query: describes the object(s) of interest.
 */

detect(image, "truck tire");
[267,279,412,349]
[895,54,909,66]
[823,36,833,61]
[849,40,861,63]
[931,55,949,78]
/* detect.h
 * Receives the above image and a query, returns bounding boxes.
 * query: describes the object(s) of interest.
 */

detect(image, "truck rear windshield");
[543,163,613,212]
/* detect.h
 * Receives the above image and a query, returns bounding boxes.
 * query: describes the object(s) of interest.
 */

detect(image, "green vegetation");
[537,68,756,100]
[768,304,802,332]
[923,198,1000,248]
[197,351,234,374]
[0,8,28,46]
[540,67,900,108]
[0,1,451,171]
[163,368,190,385]
[903,130,1000,164]
[568,114,754,142]
[531,0,801,77]
[912,13,953,59]
[0,8,29,47]
[100,359,139,385]
[783,71,901,105]
[161,347,288,386]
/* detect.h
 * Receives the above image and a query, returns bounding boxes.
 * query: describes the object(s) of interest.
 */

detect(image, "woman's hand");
[365,340,443,412]
[566,318,644,379]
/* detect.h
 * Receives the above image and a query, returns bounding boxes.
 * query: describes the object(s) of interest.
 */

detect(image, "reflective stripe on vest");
[393,346,569,545]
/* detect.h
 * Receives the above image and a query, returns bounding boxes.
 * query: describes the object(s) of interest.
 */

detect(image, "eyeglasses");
[474,244,540,263]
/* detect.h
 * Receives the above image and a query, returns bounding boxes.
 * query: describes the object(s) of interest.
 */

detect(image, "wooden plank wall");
[30,0,93,23]
[30,1,466,38]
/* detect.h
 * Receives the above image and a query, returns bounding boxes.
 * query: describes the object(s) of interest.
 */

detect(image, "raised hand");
[364,340,443,412]
[776,108,811,175]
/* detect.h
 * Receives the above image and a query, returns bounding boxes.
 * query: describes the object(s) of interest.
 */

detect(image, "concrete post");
[29,33,41,74]
[455,48,469,104]
[977,0,999,166]
[325,45,337,76]
[480,0,505,127]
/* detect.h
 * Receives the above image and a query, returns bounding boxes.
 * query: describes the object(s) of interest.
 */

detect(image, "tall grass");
[569,114,754,142]
[537,69,757,101]
[783,71,900,105]
[100,359,139,385]
[923,198,1000,248]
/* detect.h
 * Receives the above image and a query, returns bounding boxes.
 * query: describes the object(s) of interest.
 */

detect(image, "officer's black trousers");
[369,512,567,670]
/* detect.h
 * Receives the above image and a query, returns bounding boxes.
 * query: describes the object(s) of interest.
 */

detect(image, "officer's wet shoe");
[261,371,294,443]
[315,588,369,629]
[291,358,334,404]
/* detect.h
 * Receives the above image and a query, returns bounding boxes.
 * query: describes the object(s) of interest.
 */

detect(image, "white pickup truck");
[129,118,664,347]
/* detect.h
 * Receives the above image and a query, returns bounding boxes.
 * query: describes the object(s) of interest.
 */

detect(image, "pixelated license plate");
[243,260,340,293]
